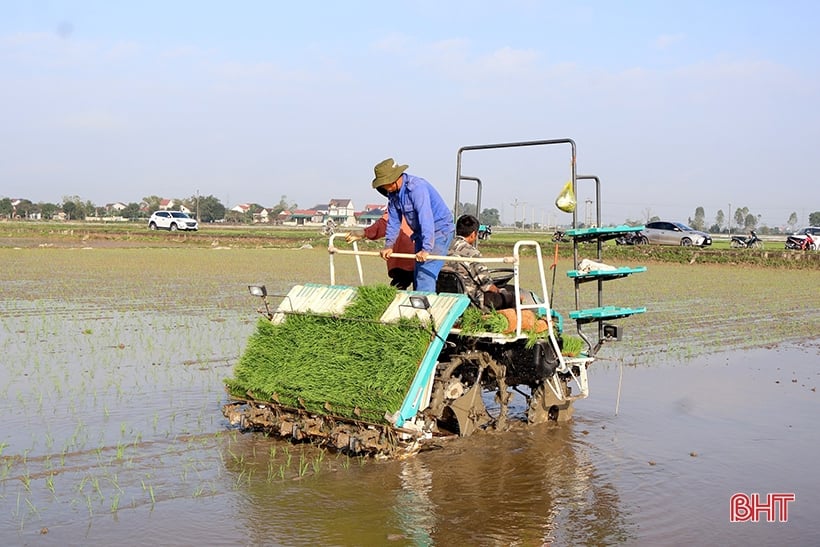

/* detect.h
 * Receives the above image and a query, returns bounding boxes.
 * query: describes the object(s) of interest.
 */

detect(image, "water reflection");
[410,424,632,545]
[394,458,435,545]
[221,419,632,546]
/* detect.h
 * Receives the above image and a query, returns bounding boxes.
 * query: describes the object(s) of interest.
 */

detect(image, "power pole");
[511,199,521,228]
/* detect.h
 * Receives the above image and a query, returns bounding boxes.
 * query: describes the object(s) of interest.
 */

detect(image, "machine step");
[566,266,647,281]
[569,305,647,324]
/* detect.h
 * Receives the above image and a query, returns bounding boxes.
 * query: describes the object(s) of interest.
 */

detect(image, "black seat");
[437,268,483,308]
[436,269,465,295]
[488,268,514,288]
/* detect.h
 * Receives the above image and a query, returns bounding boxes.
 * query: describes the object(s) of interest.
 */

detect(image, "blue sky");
[2,1,818,226]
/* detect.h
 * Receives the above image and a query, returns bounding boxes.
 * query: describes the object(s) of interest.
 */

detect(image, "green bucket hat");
[371,158,408,189]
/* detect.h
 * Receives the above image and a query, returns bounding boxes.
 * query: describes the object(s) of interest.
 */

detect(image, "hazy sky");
[2,1,818,226]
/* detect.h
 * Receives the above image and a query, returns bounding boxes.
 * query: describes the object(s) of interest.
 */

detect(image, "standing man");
[371,158,454,292]
[345,211,415,289]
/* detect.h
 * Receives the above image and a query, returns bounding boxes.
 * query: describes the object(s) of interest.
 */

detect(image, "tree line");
[687,206,820,234]
[4,195,818,232]
[625,206,820,234]
[0,194,299,224]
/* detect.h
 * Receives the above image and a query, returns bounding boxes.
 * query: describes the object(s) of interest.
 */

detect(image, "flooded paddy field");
[1,245,818,545]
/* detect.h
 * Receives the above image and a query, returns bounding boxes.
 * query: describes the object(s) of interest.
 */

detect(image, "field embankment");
[2,220,818,269]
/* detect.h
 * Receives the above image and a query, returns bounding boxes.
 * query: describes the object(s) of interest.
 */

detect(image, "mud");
[1,247,818,545]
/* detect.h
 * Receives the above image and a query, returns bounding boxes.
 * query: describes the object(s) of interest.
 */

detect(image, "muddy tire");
[527,382,574,424]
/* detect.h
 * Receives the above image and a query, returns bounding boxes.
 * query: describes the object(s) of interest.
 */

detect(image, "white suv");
[148,211,198,231]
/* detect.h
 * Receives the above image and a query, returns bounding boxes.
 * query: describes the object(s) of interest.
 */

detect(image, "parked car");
[785,226,820,250]
[148,211,199,231]
[643,221,712,247]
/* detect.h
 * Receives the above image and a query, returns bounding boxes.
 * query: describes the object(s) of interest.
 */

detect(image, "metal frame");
[454,138,577,227]
[575,174,603,346]
[453,175,482,222]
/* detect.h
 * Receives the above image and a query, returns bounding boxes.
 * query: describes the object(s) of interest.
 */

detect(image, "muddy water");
[1,248,819,545]
[219,342,819,546]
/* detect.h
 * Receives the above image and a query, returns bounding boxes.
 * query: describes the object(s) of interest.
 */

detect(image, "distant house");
[231,203,271,222]
[309,203,330,216]
[273,210,291,225]
[106,202,127,212]
[253,208,270,223]
[156,199,191,215]
[357,207,385,226]
[289,209,324,226]
[356,203,388,226]
[267,198,361,226]
[327,199,356,226]
[90,202,130,222]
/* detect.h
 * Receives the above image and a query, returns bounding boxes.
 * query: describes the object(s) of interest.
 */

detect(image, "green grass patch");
[225,285,432,423]
[457,307,508,334]
[457,306,586,356]
[560,335,585,357]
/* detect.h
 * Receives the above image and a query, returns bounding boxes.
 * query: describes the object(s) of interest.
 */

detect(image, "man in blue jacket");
[372,158,455,292]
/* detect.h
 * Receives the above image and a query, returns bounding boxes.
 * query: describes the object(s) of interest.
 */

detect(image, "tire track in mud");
[1,432,224,481]
[0,431,231,519]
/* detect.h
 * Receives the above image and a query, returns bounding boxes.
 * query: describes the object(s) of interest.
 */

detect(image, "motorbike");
[785,232,815,250]
[552,230,569,243]
[615,231,649,245]
[320,219,336,236]
[730,230,762,249]
[478,224,492,240]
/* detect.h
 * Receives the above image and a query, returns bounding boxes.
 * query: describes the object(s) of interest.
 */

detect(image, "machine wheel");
[637,235,649,245]
[430,360,489,436]
[527,381,574,424]
[170,223,178,231]
[680,237,693,246]
[730,239,742,248]
[751,240,763,249]
[429,353,508,436]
